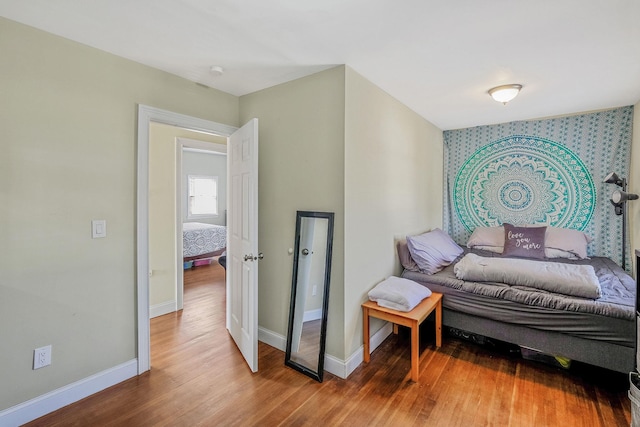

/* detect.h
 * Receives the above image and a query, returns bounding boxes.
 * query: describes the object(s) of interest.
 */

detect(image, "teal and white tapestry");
[443,106,634,268]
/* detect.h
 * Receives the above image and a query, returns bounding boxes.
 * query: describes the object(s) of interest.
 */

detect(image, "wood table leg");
[435,300,442,348]
[410,319,419,382]
[363,306,370,363]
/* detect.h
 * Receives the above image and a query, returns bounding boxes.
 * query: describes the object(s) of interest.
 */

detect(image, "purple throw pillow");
[502,223,546,259]
[406,228,463,274]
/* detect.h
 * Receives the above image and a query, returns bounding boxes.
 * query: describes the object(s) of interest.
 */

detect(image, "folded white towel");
[368,276,432,312]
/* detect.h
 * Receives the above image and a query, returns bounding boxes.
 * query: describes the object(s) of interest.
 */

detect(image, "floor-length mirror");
[285,211,334,382]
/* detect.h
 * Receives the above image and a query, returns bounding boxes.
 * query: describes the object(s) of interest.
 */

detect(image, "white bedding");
[454,253,601,299]
[183,222,226,258]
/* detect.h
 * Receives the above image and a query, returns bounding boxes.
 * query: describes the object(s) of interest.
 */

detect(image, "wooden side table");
[362,292,442,382]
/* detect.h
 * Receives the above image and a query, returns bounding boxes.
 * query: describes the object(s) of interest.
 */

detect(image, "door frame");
[136,104,237,374]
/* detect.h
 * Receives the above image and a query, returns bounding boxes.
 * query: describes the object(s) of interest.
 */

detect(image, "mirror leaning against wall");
[285,211,335,382]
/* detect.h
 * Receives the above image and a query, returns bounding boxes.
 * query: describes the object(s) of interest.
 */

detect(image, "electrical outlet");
[33,345,52,370]
[312,285,317,296]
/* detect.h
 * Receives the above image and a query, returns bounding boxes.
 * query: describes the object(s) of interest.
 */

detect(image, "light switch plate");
[92,220,107,238]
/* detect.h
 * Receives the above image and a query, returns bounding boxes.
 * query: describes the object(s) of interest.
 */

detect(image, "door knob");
[244,253,265,261]
[301,248,310,255]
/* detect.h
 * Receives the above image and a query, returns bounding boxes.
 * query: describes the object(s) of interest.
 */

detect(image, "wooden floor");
[26,262,632,426]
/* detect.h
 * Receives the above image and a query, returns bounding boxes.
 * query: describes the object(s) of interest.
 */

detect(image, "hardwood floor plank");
[24,262,632,426]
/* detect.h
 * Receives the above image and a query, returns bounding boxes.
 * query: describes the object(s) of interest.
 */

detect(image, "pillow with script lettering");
[502,223,546,259]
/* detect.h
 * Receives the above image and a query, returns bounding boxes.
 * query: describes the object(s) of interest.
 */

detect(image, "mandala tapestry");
[453,135,595,231]
[443,106,633,268]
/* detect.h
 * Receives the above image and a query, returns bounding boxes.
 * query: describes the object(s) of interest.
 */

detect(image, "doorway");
[136,105,239,374]
[175,139,227,311]
[148,127,227,319]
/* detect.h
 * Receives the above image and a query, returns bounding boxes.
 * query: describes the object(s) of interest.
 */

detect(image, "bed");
[396,226,637,374]
[183,222,227,262]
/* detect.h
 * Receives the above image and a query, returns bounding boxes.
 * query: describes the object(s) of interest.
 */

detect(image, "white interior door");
[227,118,259,372]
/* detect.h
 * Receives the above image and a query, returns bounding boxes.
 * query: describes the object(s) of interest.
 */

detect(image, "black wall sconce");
[604,172,638,270]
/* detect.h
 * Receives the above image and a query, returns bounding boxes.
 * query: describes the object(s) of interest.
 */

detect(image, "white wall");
[0,17,238,411]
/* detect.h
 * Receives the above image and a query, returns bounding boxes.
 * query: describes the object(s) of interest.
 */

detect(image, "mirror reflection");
[285,211,334,382]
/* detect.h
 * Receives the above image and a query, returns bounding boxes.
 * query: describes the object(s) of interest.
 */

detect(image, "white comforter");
[453,253,601,299]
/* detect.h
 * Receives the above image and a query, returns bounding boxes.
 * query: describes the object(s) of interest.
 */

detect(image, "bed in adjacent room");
[183,222,226,264]
[396,225,636,374]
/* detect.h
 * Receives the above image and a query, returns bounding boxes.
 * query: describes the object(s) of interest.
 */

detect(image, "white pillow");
[544,226,591,259]
[467,226,504,249]
[406,228,463,274]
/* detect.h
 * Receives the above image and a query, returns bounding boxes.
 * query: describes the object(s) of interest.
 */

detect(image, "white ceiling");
[2,0,640,130]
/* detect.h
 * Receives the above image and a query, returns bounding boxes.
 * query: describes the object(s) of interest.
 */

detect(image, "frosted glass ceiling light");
[488,84,522,104]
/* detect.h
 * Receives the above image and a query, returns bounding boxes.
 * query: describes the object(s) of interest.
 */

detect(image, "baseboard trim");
[257,323,392,380]
[0,359,137,427]
[258,326,286,351]
[150,300,177,318]
[344,322,393,378]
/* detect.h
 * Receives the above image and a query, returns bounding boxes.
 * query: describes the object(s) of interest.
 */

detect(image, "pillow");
[467,225,592,259]
[406,228,463,274]
[502,223,546,259]
[545,226,591,260]
[467,226,504,253]
[396,241,419,272]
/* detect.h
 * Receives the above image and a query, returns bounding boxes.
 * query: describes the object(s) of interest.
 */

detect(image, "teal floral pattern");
[443,106,633,268]
[453,136,595,231]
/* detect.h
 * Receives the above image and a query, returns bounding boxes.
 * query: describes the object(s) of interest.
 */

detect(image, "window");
[187,175,218,218]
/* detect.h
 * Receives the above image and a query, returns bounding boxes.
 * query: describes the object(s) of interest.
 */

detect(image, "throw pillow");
[502,223,546,259]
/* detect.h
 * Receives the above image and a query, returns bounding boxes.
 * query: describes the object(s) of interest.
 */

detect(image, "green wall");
[4,17,441,410]
[240,66,347,358]
[240,66,444,362]
[344,68,444,357]
[0,17,238,409]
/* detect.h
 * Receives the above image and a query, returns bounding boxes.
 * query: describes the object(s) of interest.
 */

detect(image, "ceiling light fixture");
[209,65,224,77]
[488,84,522,104]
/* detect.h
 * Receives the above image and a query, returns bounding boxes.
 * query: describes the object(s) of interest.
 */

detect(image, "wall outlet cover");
[33,345,52,369]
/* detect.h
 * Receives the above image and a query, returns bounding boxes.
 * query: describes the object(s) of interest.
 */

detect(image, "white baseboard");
[334,322,393,379]
[258,326,286,351]
[0,359,137,427]
[257,323,392,380]
[150,300,177,318]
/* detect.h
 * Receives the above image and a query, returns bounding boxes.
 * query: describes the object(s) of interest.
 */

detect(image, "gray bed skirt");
[443,308,634,374]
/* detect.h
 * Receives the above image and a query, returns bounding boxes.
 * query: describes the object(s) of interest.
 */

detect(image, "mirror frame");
[284,210,335,382]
